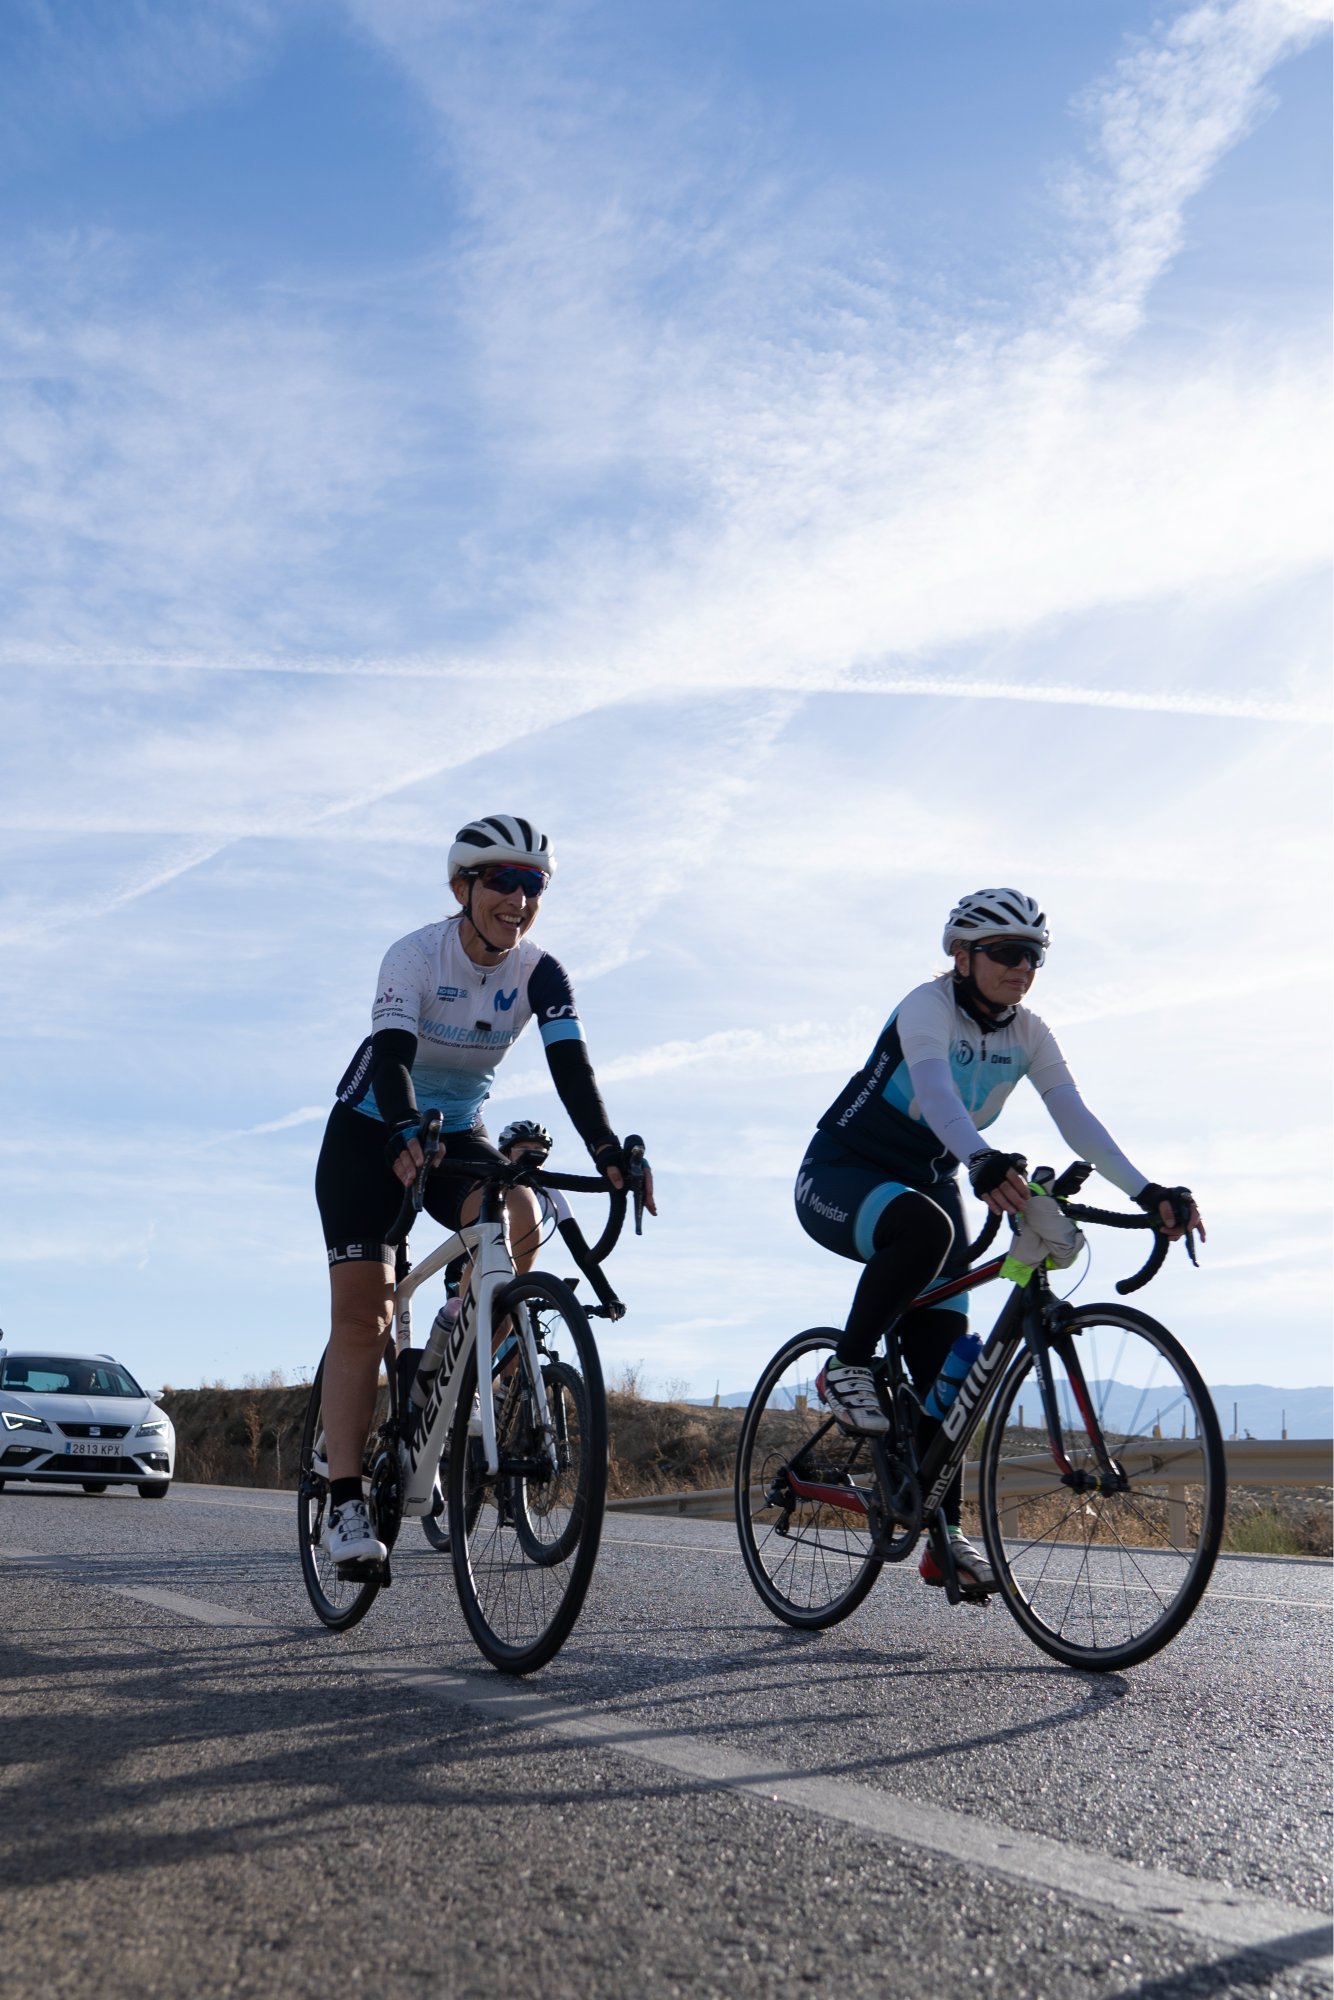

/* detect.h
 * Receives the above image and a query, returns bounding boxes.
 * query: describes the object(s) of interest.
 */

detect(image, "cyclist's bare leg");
[324,1259,394,1484]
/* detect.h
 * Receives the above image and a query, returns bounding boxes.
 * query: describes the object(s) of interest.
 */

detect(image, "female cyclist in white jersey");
[314,814,656,1565]
[793,888,1203,1595]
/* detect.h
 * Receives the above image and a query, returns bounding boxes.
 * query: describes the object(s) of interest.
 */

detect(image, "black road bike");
[735,1165,1225,1673]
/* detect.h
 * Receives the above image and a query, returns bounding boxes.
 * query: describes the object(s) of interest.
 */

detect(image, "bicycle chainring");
[368,1446,403,1554]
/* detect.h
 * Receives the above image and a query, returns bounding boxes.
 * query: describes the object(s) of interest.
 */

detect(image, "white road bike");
[299,1112,642,1673]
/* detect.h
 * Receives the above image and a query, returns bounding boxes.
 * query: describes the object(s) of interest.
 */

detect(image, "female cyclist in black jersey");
[794,888,1203,1595]
[314,813,655,1565]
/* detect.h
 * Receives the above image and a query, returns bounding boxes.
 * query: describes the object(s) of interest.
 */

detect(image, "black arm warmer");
[544,1037,616,1157]
[368,1028,419,1128]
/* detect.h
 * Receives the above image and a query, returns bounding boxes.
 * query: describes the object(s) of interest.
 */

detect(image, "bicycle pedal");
[335,1556,384,1582]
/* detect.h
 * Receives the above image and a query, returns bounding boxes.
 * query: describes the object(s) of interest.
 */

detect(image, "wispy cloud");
[493,1012,882,1104]
[214,1107,328,1141]
[1061,0,1328,343]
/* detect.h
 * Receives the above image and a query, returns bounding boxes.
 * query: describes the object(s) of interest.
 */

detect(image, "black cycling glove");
[592,1137,628,1182]
[383,1118,428,1169]
[968,1149,1028,1198]
[1135,1182,1194,1226]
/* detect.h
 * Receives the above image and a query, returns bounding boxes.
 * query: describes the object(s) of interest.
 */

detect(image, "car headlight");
[2,1410,51,1432]
[137,1419,169,1436]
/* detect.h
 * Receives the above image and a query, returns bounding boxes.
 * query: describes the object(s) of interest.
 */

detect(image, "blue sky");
[0,0,1329,1401]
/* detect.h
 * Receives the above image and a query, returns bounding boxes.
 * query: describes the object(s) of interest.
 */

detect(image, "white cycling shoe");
[816,1360,890,1435]
[321,1497,386,1566]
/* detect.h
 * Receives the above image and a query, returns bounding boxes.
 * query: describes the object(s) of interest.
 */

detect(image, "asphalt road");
[1,1482,1330,2000]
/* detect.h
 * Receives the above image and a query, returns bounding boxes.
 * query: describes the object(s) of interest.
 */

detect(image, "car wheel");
[82,1481,109,1495]
[137,1481,171,1500]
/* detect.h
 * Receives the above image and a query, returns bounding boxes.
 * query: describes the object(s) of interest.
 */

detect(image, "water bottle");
[924,1333,982,1419]
[412,1298,461,1411]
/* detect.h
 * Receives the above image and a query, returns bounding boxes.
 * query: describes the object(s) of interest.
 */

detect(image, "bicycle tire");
[508,1357,589,1567]
[735,1328,883,1630]
[978,1303,1226,1671]
[297,1353,384,1632]
[448,1272,607,1672]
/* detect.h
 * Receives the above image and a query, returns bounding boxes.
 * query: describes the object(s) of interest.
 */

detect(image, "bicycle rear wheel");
[735,1329,883,1629]
[449,1273,607,1672]
[297,1353,384,1632]
[978,1304,1226,1671]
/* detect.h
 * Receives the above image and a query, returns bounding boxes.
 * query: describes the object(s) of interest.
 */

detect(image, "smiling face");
[451,866,545,959]
[953,937,1038,1008]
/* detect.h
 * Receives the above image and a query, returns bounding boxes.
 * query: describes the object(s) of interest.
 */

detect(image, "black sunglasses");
[974,939,1045,969]
[474,865,548,898]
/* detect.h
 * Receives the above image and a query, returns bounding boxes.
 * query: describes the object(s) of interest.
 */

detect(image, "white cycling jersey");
[335,916,585,1133]
[818,974,1146,1197]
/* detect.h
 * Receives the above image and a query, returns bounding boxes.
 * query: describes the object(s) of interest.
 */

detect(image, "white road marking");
[111,1584,264,1626]
[4,1542,1328,1978]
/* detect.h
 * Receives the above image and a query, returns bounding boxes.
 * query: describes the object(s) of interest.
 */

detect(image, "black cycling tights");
[836,1187,968,1527]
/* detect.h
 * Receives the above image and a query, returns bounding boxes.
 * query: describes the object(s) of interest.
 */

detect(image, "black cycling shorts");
[315,1101,506,1268]
[794,1128,968,1274]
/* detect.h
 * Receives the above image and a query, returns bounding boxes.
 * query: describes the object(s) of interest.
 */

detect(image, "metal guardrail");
[605,1440,1332,1523]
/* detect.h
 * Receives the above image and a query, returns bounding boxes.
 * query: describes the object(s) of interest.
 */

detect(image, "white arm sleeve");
[1040,1082,1146,1200]
[541,1186,574,1229]
[907,1057,990,1165]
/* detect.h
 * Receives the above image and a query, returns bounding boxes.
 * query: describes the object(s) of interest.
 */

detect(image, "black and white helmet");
[447,815,555,879]
[943,889,1049,955]
[498,1119,553,1154]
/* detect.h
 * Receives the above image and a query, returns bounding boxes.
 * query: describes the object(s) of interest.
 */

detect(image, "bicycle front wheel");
[508,1357,589,1567]
[297,1353,384,1632]
[449,1273,607,1673]
[735,1329,883,1629]
[978,1304,1226,1671]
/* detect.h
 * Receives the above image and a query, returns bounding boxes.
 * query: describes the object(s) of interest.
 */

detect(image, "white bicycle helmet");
[943,888,1049,955]
[447,814,555,879]
[499,1119,553,1153]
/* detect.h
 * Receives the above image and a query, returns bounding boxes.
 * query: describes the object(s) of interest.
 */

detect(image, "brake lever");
[1172,1187,1199,1268]
[412,1110,445,1212]
[623,1132,647,1237]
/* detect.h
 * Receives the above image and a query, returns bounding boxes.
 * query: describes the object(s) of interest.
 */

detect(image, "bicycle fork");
[1032,1305,1129,1498]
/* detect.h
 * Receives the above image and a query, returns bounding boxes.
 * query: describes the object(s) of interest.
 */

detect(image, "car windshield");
[0,1357,145,1398]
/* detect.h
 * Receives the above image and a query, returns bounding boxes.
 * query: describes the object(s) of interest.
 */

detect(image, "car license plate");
[66,1439,119,1458]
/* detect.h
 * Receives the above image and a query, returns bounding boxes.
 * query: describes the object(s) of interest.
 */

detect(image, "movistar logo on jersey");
[493,987,518,1012]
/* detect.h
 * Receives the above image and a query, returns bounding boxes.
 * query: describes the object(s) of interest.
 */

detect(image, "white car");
[0,1348,175,1498]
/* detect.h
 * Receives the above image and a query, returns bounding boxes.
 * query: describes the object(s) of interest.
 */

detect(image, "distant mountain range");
[693,1381,1333,1439]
